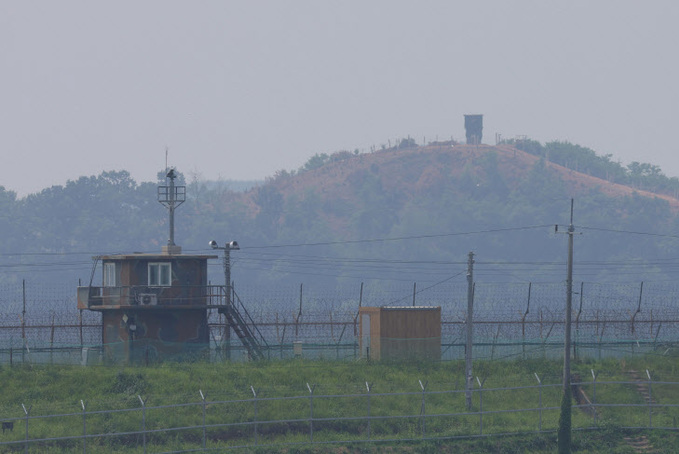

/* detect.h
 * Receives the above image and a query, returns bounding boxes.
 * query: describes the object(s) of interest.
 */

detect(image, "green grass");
[0,354,678,452]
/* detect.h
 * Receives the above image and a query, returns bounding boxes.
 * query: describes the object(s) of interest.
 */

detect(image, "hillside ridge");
[253,143,679,212]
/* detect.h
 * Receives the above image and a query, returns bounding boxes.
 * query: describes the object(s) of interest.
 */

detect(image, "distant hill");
[176,141,679,286]
[247,143,679,219]
[228,142,679,246]
[3,141,679,289]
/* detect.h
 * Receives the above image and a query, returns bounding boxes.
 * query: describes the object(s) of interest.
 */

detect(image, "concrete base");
[162,245,182,255]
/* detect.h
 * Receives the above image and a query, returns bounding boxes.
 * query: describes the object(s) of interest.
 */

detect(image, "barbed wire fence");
[1,280,679,365]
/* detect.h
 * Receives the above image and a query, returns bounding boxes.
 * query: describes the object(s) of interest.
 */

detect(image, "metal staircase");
[218,291,268,360]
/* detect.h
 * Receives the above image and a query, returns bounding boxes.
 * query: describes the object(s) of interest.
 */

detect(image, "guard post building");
[77,169,219,362]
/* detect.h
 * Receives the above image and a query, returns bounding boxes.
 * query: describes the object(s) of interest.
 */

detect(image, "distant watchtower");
[464,114,483,145]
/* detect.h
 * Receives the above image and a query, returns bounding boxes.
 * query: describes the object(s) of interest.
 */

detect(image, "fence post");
[574,282,584,360]
[307,383,315,443]
[79,309,84,349]
[251,386,258,445]
[534,373,542,431]
[50,314,55,365]
[22,280,26,365]
[296,284,303,337]
[80,400,87,454]
[365,382,372,440]
[359,282,364,310]
[21,403,31,454]
[598,323,606,360]
[522,283,531,360]
[491,325,501,360]
[631,282,643,335]
[336,324,347,360]
[419,380,428,438]
[476,377,486,435]
[646,370,652,428]
[591,369,598,427]
[275,312,280,342]
[280,322,286,359]
[138,395,147,454]
[199,390,206,449]
[654,324,662,348]
[355,283,363,359]
[542,323,555,360]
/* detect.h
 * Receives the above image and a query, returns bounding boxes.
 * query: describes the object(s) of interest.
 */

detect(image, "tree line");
[1,139,679,290]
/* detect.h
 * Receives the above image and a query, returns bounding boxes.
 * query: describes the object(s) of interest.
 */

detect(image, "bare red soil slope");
[254,144,679,213]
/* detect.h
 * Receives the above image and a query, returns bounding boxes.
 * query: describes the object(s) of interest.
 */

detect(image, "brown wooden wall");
[102,308,209,362]
[358,307,441,361]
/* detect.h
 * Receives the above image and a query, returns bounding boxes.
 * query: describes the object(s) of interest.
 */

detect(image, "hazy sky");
[1,1,678,196]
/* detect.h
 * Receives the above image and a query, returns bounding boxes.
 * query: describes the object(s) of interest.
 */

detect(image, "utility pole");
[465,251,475,410]
[223,247,232,360]
[557,199,575,453]
[210,240,240,360]
[224,247,232,307]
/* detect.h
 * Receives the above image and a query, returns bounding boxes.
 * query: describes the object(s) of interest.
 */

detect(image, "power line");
[240,225,554,250]
[382,271,468,306]
[577,225,679,239]
[6,223,679,278]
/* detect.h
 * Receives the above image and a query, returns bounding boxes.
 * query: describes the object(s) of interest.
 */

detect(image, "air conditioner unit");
[139,293,158,306]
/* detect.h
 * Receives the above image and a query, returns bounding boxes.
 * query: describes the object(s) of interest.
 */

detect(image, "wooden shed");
[358,306,441,361]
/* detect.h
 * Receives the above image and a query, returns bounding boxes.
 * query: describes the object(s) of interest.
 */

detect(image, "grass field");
[0,353,678,453]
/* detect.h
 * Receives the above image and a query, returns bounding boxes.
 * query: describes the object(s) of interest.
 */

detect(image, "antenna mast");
[158,168,186,254]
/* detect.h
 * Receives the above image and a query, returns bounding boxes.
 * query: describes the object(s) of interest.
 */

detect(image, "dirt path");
[624,370,658,453]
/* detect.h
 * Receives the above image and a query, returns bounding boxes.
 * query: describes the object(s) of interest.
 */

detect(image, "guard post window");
[148,263,171,286]
[103,262,118,287]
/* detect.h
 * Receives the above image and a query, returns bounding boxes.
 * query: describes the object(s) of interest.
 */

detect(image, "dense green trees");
[505,138,679,194]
